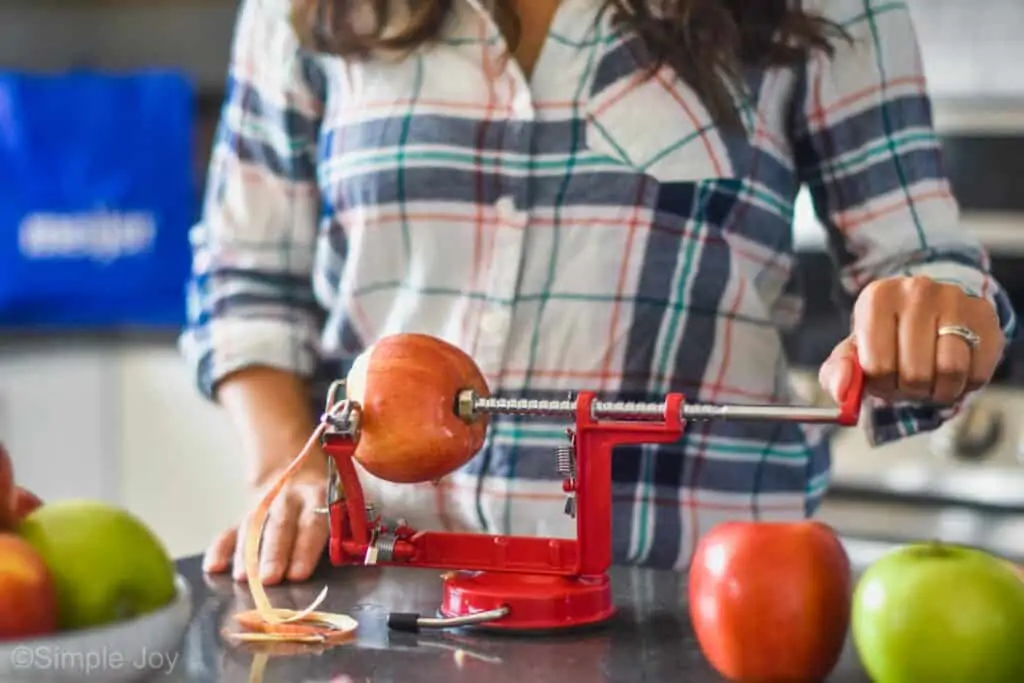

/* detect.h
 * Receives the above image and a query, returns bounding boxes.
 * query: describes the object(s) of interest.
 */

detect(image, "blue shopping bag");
[0,70,197,327]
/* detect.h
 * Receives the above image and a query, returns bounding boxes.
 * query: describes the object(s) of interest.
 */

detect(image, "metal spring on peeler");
[467,391,846,424]
[679,403,728,421]
[472,397,577,416]
[374,534,398,562]
[470,396,670,419]
[556,445,576,477]
[592,401,667,419]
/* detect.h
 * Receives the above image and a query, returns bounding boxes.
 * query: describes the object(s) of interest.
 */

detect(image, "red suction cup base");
[439,571,614,631]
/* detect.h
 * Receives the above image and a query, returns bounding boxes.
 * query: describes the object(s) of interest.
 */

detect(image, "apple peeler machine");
[316,364,865,634]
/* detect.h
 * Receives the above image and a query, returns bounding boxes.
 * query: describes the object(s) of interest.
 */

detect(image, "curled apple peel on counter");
[224,404,358,646]
[226,608,358,646]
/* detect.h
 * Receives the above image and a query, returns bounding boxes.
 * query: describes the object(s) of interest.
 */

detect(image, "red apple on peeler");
[689,520,852,682]
[344,333,491,483]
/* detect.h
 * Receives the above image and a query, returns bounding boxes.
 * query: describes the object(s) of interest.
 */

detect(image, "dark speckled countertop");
[163,555,871,683]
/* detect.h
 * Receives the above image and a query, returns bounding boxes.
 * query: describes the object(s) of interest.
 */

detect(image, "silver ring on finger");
[937,325,980,350]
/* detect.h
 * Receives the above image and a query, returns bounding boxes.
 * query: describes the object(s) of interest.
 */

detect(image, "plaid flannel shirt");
[180,0,1016,570]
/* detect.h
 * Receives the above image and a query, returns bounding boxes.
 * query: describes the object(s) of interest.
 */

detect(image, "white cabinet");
[909,0,1024,99]
[0,338,120,504]
[0,336,247,559]
[116,343,245,559]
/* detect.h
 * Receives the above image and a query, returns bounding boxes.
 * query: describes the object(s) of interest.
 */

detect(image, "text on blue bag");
[0,70,198,327]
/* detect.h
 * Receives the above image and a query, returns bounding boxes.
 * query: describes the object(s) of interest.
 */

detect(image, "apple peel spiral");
[227,410,357,646]
[226,333,491,646]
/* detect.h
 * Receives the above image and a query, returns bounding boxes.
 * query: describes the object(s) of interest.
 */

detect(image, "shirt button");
[496,195,515,217]
[495,196,527,227]
[511,92,534,119]
[480,309,511,336]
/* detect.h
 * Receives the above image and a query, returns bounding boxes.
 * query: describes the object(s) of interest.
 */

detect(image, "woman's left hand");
[819,275,1004,406]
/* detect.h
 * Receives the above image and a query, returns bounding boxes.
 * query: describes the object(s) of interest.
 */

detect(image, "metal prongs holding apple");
[851,541,1024,683]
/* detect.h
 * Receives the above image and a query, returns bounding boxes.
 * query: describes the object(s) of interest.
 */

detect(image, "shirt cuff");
[863,262,1016,447]
[179,318,321,401]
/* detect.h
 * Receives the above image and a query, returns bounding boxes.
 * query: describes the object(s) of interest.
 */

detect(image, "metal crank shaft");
[458,392,843,424]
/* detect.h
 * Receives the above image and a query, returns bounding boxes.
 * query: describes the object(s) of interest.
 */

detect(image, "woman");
[181,0,1014,585]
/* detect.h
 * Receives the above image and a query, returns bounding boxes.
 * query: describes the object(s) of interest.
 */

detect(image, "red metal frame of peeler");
[321,365,864,632]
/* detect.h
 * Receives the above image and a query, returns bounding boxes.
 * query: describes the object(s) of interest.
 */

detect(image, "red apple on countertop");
[0,532,59,640]
[689,520,852,682]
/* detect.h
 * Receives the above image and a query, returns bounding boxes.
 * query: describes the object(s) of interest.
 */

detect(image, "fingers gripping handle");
[835,356,866,426]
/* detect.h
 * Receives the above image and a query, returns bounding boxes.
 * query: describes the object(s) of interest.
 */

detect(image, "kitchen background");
[0,0,1022,563]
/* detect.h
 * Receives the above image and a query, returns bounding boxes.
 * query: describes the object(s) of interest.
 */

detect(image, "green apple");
[17,499,177,631]
[852,542,1024,683]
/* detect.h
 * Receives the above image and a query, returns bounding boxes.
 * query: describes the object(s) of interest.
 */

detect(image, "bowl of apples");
[0,443,192,683]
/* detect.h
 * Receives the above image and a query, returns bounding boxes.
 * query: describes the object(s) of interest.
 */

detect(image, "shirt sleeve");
[178,0,327,400]
[789,0,1017,445]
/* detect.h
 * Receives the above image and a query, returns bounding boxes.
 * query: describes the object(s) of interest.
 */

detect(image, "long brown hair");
[289,0,849,129]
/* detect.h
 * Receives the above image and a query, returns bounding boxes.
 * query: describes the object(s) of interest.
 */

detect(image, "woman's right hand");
[202,365,333,585]
[202,462,330,585]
